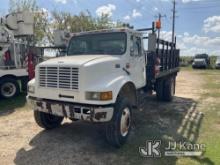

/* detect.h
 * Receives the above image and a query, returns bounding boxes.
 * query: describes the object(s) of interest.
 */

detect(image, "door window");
[131,36,142,56]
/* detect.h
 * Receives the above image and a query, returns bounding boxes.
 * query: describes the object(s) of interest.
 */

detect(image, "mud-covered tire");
[156,79,164,101]
[163,77,175,102]
[34,111,64,130]
[105,98,132,148]
[69,118,79,122]
[0,78,19,99]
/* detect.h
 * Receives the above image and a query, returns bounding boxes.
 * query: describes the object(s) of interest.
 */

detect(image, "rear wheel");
[156,79,164,101]
[156,77,175,102]
[105,98,132,148]
[34,111,64,130]
[163,77,175,102]
[0,78,19,99]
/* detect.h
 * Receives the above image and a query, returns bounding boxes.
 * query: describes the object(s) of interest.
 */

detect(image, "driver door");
[129,35,146,88]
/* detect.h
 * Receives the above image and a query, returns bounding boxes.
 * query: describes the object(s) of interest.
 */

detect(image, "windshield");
[195,54,208,59]
[67,32,127,56]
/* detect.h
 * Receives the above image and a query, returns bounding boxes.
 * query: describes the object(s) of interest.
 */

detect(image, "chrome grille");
[39,67,79,90]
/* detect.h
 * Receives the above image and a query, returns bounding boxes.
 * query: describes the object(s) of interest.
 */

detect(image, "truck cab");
[192,53,210,69]
[27,27,180,147]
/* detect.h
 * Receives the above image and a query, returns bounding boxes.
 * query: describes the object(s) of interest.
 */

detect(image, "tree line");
[9,0,124,45]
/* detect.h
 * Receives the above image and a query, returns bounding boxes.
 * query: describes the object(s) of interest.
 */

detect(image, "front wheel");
[34,111,64,130]
[105,98,132,148]
[0,78,19,99]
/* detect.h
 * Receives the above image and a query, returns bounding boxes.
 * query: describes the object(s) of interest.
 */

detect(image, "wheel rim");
[120,107,131,137]
[1,82,16,98]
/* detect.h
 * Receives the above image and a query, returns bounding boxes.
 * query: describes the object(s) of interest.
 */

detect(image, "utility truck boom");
[0,11,34,99]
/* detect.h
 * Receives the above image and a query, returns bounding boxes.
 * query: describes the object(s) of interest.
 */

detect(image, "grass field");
[0,68,219,165]
[117,68,220,165]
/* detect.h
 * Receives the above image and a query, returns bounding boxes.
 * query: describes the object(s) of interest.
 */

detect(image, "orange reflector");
[100,91,113,101]
[156,20,161,29]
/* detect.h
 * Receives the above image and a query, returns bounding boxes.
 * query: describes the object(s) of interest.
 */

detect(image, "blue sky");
[1,0,220,56]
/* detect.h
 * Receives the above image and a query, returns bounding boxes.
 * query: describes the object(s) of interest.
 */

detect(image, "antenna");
[171,0,176,44]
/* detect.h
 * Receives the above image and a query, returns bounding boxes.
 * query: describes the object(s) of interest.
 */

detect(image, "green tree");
[51,10,124,33]
[9,0,125,45]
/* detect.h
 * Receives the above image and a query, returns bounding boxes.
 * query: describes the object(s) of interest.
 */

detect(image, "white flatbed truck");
[27,24,180,147]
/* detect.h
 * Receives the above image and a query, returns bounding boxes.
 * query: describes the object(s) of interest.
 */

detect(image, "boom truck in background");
[0,11,38,99]
[27,22,180,147]
[192,53,210,69]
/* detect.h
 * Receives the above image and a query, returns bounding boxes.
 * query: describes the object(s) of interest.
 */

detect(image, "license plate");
[51,104,63,117]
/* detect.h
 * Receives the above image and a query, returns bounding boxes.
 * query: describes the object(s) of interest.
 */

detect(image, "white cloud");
[160,31,220,56]
[160,31,172,41]
[54,0,78,4]
[182,35,220,47]
[38,8,54,23]
[182,0,201,3]
[96,4,116,17]
[132,9,142,18]
[160,0,202,3]
[123,15,131,21]
[184,32,189,36]
[123,9,142,21]
[40,8,50,17]
[182,35,220,55]
[203,16,220,33]
[54,0,68,4]
[181,47,207,56]
[153,7,158,12]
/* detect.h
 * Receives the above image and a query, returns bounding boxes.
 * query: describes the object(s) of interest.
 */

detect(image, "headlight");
[86,91,112,101]
[28,85,35,94]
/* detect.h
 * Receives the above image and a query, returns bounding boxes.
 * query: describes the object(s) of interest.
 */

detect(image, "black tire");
[21,77,29,92]
[156,79,164,101]
[0,78,19,99]
[69,118,79,122]
[105,97,132,148]
[163,77,175,102]
[34,111,64,130]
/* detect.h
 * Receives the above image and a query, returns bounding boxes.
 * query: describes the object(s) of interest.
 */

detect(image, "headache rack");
[147,35,180,79]
[138,22,180,89]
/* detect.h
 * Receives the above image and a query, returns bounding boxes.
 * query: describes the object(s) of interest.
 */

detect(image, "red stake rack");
[26,51,35,80]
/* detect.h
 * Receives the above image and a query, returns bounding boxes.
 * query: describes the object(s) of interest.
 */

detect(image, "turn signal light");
[100,91,113,101]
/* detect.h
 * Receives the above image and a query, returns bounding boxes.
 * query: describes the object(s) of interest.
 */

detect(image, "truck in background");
[27,23,180,147]
[215,56,220,69]
[0,11,36,99]
[192,53,210,69]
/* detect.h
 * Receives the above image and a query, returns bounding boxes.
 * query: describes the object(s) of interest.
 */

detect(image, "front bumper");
[27,96,114,122]
[192,64,207,68]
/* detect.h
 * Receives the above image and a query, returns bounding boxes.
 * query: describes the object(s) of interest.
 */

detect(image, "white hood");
[39,55,115,66]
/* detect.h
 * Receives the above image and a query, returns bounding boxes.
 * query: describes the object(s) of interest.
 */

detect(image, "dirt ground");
[0,70,205,165]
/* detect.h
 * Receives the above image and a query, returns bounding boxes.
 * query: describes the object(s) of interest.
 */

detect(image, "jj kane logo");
[139,140,161,157]
[139,140,206,157]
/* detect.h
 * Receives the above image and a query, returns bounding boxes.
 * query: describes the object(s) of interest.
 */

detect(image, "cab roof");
[71,28,142,37]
